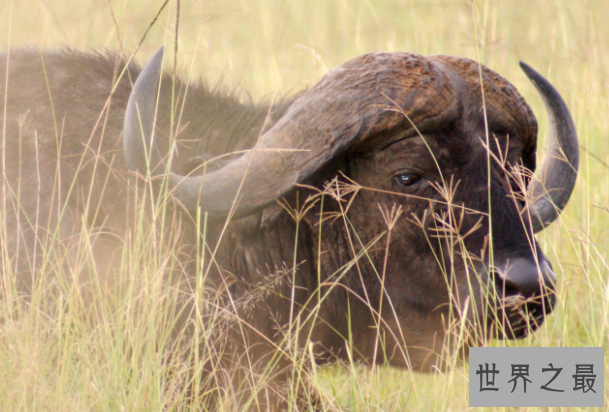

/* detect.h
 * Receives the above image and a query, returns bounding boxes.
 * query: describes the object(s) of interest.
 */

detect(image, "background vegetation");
[0,0,607,410]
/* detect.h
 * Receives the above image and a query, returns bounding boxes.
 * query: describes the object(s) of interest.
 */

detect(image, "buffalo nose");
[492,257,557,339]
[494,258,556,298]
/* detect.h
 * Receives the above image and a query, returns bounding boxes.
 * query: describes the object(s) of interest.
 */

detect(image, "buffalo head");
[123,48,577,371]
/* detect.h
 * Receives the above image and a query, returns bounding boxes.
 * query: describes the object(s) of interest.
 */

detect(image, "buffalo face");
[124,50,577,372]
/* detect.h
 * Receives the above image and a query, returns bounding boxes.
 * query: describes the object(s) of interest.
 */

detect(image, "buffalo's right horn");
[520,62,579,233]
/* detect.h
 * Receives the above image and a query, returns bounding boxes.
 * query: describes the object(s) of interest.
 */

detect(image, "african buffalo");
[0,46,577,408]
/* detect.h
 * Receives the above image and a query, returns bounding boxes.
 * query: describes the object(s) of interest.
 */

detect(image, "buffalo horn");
[124,47,366,218]
[124,50,579,226]
[124,47,166,174]
[520,62,579,233]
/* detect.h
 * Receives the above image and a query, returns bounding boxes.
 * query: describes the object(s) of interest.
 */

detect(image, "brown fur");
[1,49,555,409]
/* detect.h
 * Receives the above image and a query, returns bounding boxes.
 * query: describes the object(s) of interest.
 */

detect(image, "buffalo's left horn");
[124,48,374,219]
[124,47,166,174]
[124,48,314,218]
[520,62,579,233]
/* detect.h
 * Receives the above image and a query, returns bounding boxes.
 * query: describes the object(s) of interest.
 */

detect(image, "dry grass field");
[0,0,607,410]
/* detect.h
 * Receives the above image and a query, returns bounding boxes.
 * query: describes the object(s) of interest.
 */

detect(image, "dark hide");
[0,49,565,409]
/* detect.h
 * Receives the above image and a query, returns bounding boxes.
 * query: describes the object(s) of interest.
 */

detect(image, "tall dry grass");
[0,0,607,410]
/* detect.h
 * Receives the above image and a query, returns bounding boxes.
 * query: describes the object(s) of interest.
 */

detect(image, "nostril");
[490,257,557,339]
[493,272,520,296]
[493,258,556,298]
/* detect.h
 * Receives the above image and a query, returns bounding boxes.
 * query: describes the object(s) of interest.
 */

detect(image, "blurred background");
[0,0,607,410]
[2,0,607,98]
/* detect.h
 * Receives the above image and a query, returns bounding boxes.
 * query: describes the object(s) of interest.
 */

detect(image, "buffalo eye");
[508,175,527,206]
[509,176,520,193]
[394,173,422,188]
